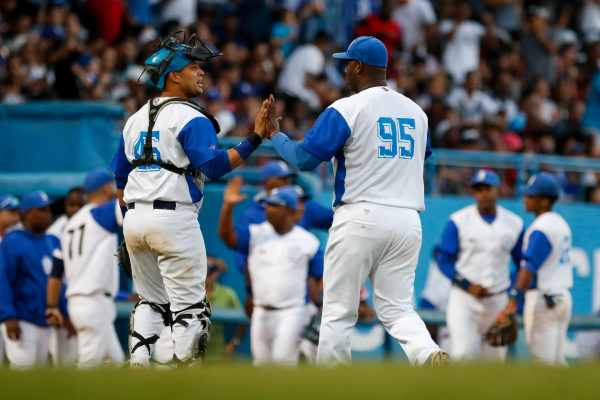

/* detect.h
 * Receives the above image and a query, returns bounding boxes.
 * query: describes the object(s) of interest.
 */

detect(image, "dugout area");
[0,363,597,399]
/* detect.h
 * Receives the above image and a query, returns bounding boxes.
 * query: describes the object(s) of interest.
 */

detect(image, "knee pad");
[129,300,171,357]
[171,298,212,360]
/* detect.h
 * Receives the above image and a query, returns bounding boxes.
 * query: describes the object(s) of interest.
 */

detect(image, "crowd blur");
[2,0,600,201]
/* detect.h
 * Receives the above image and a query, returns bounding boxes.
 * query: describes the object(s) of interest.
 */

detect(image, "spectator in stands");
[521,5,558,85]
[276,30,330,111]
[270,6,299,59]
[392,0,437,56]
[446,70,499,128]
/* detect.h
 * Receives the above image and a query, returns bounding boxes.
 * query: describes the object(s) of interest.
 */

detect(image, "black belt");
[127,200,176,210]
[104,292,111,298]
[257,305,283,311]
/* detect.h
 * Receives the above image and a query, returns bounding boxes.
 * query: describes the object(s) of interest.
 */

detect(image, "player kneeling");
[219,177,323,366]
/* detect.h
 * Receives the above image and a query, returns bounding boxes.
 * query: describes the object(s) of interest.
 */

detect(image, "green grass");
[1,362,598,400]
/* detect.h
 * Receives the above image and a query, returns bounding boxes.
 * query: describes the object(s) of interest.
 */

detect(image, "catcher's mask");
[142,31,222,89]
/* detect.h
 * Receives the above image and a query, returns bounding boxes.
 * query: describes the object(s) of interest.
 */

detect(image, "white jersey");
[247,222,321,309]
[120,98,218,205]
[46,215,68,240]
[523,211,572,292]
[450,205,523,293]
[301,86,430,210]
[59,200,122,298]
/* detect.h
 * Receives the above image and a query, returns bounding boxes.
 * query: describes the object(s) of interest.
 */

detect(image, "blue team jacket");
[0,229,62,327]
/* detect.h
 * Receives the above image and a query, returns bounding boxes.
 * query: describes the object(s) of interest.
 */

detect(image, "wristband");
[247,132,262,149]
[231,338,241,347]
[452,274,471,291]
[508,287,525,303]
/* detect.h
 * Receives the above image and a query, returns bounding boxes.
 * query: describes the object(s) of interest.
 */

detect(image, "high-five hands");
[265,94,282,140]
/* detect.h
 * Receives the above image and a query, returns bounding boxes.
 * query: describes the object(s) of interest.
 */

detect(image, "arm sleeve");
[522,230,553,273]
[301,200,334,230]
[299,107,352,162]
[235,225,251,255]
[511,230,525,269]
[435,220,460,280]
[0,243,18,322]
[50,257,64,279]
[177,116,227,169]
[198,151,231,180]
[111,135,133,190]
[271,133,322,171]
[308,248,324,278]
[90,199,120,233]
[425,128,432,160]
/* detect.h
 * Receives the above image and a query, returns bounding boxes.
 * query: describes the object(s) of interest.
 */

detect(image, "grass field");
[1,362,599,400]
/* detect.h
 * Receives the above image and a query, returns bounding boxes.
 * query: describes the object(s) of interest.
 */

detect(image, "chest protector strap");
[130,97,220,177]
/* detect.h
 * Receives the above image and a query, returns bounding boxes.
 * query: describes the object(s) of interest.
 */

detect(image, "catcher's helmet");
[143,31,222,89]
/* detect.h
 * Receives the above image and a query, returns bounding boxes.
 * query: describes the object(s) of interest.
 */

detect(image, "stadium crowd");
[2,0,600,200]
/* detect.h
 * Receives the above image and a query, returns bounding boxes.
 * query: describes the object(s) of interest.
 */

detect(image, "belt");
[256,305,283,311]
[104,291,111,298]
[127,200,176,210]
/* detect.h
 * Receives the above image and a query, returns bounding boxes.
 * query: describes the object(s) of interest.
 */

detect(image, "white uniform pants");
[251,305,306,366]
[124,202,207,363]
[49,326,78,367]
[446,286,508,361]
[1,320,49,369]
[316,203,439,365]
[68,294,124,368]
[523,289,572,365]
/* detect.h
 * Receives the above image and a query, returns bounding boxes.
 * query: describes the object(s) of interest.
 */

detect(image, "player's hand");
[253,99,269,138]
[222,342,237,359]
[358,301,376,320]
[223,176,247,205]
[64,318,77,338]
[5,319,21,341]
[244,295,254,318]
[45,307,64,326]
[498,300,518,319]
[266,94,282,139]
[467,283,490,298]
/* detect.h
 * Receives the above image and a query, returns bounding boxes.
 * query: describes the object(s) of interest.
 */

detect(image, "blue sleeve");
[235,225,251,255]
[198,151,231,180]
[522,230,553,273]
[271,133,322,171]
[511,230,525,268]
[50,257,64,279]
[177,117,223,169]
[308,248,324,278]
[436,220,460,280]
[91,200,119,233]
[0,242,18,322]
[300,199,334,230]
[425,128,432,160]
[300,107,352,162]
[111,135,132,190]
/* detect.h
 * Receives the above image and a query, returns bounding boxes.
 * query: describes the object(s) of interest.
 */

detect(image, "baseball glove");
[117,241,133,279]
[301,311,321,345]
[484,313,517,347]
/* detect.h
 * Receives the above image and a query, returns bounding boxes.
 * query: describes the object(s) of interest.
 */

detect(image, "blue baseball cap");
[471,169,500,187]
[332,36,388,68]
[0,195,19,211]
[522,172,561,198]
[20,191,52,214]
[261,186,299,210]
[260,160,295,181]
[84,169,115,192]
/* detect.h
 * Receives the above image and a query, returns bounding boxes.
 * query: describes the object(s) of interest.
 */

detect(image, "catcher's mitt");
[484,313,517,347]
[301,311,321,345]
[117,241,133,279]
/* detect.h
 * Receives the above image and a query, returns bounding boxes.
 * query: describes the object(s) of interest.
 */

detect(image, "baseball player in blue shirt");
[0,191,66,369]
[436,170,524,361]
[0,194,20,365]
[262,36,445,365]
[111,32,271,366]
[494,172,572,365]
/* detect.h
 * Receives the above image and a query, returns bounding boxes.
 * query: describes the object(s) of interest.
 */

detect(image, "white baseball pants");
[523,289,572,365]
[251,305,306,366]
[68,294,124,368]
[1,320,49,369]
[48,326,78,367]
[124,202,207,363]
[446,286,508,361]
[316,202,440,365]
